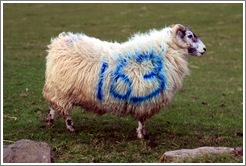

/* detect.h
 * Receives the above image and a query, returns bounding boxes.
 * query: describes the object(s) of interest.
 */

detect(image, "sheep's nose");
[200,48,206,55]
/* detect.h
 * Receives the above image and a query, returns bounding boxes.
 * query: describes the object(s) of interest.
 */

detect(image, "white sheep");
[43,24,206,139]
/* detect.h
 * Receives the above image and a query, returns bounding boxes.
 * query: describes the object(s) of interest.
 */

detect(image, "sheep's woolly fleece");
[43,26,190,120]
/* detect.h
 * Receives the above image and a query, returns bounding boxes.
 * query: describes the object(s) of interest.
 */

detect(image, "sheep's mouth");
[200,50,206,55]
[189,51,204,57]
[195,52,205,57]
[198,51,206,56]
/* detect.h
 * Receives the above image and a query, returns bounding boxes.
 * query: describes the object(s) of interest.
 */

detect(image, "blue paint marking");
[97,61,109,101]
[109,57,133,101]
[136,53,145,63]
[97,49,166,104]
[129,52,166,103]
[110,74,132,100]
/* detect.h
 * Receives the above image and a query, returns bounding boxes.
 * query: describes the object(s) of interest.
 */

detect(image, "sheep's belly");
[75,94,170,120]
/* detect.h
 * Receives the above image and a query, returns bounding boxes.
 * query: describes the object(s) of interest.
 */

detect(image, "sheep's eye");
[188,34,193,39]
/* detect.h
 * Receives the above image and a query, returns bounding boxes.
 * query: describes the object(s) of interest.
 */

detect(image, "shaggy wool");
[43,25,190,121]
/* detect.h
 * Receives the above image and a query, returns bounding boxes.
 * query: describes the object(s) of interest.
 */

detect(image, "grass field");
[2,3,244,163]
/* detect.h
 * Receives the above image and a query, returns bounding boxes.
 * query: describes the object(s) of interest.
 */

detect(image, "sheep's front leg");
[136,120,148,139]
[45,107,56,127]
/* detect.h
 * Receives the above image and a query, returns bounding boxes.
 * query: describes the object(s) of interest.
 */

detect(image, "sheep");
[43,24,206,139]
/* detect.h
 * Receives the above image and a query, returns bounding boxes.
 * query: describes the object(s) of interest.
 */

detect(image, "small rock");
[160,146,234,162]
[233,147,243,158]
[3,139,52,163]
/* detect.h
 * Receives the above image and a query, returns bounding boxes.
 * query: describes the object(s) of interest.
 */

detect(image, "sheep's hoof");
[137,128,149,139]
[67,125,76,133]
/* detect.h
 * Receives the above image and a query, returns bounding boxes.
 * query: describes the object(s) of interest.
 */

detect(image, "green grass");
[3,3,243,163]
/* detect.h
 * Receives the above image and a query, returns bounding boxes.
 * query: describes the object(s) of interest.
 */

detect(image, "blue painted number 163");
[97,53,166,104]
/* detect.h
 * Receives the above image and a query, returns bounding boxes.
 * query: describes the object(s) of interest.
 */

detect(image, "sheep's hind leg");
[136,120,148,139]
[45,107,56,127]
[65,117,76,132]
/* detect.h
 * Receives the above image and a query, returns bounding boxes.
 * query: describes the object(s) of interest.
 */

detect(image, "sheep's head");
[171,24,206,56]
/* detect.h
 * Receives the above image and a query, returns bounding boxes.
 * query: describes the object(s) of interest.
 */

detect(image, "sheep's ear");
[177,30,186,39]
[172,24,189,48]
[172,24,186,35]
